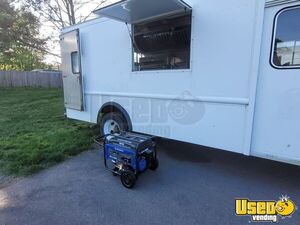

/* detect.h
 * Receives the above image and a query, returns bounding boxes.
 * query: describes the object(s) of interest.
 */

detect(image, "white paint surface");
[62,0,300,165]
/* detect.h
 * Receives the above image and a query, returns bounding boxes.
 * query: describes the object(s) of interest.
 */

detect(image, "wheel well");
[97,102,132,131]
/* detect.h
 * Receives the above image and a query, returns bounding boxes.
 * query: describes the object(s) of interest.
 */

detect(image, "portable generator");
[96,132,159,189]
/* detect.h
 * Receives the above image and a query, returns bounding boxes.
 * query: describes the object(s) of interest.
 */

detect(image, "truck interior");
[94,0,192,71]
[132,13,192,71]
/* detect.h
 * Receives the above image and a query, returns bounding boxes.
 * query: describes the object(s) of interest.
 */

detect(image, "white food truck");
[60,0,300,165]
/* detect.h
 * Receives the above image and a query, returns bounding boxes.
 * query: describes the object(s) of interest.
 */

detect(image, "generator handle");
[93,134,109,147]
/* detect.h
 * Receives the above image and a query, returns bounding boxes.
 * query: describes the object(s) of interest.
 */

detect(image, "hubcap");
[103,119,120,134]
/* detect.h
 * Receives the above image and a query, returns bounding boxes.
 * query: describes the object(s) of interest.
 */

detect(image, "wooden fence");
[0,71,63,88]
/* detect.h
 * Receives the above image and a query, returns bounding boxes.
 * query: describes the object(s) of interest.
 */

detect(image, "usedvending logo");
[236,196,297,223]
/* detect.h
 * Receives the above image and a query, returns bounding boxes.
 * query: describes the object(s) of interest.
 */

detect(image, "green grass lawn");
[0,88,94,176]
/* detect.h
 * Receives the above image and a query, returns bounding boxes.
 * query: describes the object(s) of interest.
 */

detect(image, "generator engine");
[101,132,159,188]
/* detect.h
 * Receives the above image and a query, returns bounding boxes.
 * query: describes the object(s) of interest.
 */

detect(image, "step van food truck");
[60,0,300,165]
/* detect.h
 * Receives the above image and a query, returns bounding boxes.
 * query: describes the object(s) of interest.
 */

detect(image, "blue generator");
[100,132,159,188]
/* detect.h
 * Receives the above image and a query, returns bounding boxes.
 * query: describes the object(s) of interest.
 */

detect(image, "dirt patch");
[0,175,20,189]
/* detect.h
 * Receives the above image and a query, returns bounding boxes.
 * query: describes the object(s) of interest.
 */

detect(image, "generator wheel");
[120,169,136,189]
[112,167,119,176]
[112,172,118,176]
[149,158,159,171]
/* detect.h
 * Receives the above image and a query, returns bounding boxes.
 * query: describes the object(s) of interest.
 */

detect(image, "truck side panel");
[66,0,263,154]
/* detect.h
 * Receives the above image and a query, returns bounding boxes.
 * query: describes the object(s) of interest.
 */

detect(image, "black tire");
[99,112,129,136]
[120,170,136,189]
[149,158,159,171]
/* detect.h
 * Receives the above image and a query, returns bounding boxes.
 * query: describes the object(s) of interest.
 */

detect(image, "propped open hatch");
[94,0,192,24]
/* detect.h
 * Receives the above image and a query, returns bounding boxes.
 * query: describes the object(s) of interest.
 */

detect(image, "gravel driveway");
[0,139,299,225]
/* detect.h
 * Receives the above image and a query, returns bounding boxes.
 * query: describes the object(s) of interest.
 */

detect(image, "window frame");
[131,13,194,73]
[270,5,300,70]
[71,51,80,74]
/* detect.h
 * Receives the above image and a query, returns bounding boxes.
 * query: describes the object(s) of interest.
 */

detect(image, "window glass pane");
[71,51,80,74]
[133,14,192,71]
[273,8,300,67]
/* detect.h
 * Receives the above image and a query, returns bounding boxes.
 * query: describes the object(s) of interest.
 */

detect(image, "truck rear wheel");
[99,112,128,136]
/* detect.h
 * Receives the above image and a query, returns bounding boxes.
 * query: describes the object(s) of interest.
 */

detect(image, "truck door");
[60,29,84,111]
[252,3,300,163]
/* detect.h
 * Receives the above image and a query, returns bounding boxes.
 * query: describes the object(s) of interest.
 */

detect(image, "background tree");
[19,0,113,65]
[0,0,49,70]
[22,0,110,30]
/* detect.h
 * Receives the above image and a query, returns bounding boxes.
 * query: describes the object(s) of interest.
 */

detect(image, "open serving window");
[94,0,192,71]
